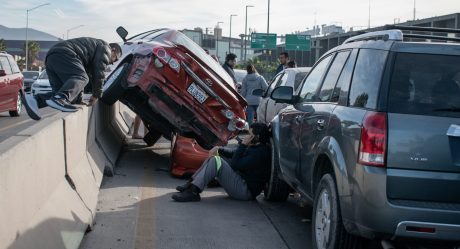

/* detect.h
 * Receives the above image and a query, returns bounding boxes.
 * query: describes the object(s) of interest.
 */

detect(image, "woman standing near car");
[241,65,268,125]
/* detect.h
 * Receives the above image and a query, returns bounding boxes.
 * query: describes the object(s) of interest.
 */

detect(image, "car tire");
[9,91,22,117]
[101,62,130,105]
[312,174,364,249]
[263,138,290,202]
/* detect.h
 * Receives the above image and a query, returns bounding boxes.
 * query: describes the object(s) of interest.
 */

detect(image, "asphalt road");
[79,139,458,249]
[0,107,59,143]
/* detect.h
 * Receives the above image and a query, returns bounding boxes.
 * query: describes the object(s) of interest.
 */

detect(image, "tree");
[0,39,7,51]
[236,56,278,81]
[22,41,41,70]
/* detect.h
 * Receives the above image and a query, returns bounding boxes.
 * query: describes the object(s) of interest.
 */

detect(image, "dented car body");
[102,28,247,148]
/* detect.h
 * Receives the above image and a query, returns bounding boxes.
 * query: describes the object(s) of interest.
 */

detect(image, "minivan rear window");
[388,53,460,118]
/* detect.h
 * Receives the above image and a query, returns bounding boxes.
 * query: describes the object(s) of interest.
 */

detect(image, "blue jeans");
[246,105,258,125]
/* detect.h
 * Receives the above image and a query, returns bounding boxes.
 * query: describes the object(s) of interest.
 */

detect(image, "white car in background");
[256,67,311,124]
[31,70,52,96]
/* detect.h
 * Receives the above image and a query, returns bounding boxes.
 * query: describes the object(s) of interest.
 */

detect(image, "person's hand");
[87,96,98,106]
[208,146,220,156]
[242,135,254,146]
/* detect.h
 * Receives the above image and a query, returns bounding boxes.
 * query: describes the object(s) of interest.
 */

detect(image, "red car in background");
[0,52,23,117]
[102,27,247,149]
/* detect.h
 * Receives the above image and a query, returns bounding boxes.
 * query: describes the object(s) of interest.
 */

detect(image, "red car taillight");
[152,46,180,73]
[358,111,387,167]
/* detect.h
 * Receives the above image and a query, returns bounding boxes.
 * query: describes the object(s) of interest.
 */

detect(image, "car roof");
[283,67,311,74]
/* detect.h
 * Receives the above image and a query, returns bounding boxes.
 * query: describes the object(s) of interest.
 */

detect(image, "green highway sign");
[251,33,277,49]
[285,34,311,51]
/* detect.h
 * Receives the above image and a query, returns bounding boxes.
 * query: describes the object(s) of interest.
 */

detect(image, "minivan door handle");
[317,119,325,130]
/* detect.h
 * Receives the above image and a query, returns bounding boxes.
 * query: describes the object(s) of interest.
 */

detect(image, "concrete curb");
[0,101,135,249]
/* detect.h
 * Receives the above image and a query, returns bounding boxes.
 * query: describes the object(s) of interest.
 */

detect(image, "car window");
[0,57,13,75]
[39,71,48,79]
[388,52,460,118]
[293,72,308,91]
[298,54,333,102]
[319,51,351,102]
[278,73,289,87]
[348,49,388,109]
[265,73,283,97]
[23,71,39,78]
[334,49,358,104]
[8,58,20,74]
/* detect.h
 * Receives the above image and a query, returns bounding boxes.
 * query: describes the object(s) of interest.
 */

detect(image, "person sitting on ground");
[171,122,271,202]
[23,37,122,120]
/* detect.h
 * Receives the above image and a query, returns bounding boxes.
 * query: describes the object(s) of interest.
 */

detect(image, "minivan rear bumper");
[341,166,460,241]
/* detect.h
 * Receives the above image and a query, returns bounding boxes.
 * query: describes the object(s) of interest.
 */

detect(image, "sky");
[1,0,459,42]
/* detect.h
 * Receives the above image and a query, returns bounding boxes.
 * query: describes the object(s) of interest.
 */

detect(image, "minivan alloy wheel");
[315,189,332,249]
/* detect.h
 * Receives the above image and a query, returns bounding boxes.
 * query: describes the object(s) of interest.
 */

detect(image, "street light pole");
[67,25,84,40]
[244,5,254,62]
[216,21,224,63]
[25,3,50,71]
[229,14,237,54]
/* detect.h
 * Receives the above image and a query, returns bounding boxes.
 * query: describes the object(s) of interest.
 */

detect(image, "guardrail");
[0,101,135,249]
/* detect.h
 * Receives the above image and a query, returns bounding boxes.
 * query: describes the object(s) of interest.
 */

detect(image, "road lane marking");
[0,111,58,133]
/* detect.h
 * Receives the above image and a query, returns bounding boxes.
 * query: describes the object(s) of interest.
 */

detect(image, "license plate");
[187,83,208,104]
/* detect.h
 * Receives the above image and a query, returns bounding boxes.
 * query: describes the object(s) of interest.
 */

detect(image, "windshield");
[127,29,167,41]
[22,71,39,79]
[159,31,235,86]
[38,71,48,80]
[388,52,460,118]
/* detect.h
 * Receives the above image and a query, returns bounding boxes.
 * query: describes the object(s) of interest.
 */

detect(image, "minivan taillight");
[358,111,387,167]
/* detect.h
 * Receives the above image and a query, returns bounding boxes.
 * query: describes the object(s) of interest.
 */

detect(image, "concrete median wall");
[0,101,135,249]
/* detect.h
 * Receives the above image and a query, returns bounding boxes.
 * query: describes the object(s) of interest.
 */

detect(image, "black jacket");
[46,37,111,98]
[222,62,237,84]
[218,144,271,197]
[275,64,286,75]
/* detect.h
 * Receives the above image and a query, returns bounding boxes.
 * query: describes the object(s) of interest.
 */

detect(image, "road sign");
[251,33,277,49]
[285,34,311,51]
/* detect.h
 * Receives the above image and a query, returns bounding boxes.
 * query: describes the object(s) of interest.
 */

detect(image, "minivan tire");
[101,62,130,105]
[312,174,364,249]
[264,138,290,202]
[9,91,22,117]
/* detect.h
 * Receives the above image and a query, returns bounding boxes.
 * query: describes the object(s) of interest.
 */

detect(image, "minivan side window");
[299,55,333,102]
[319,50,351,102]
[265,73,283,97]
[0,57,13,75]
[348,49,388,109]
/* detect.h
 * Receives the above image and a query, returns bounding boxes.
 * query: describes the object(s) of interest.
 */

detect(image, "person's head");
[246,64,257,74]
[279,52,289,65]
[226,53,237,66]
[248,122,270,145]
[109,43,122,63]
[287,60,296,68]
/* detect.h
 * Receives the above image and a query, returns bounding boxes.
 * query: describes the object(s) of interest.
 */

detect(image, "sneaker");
[176,181,192,192]
[46,94,78,112]
[22,93,41,120]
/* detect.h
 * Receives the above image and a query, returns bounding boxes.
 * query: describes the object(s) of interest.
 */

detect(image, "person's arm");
[218,146,236,158]
[91,42,111,99]
[260,76,269,91]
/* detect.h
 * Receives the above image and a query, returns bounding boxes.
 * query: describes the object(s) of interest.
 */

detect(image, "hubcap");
[103,65,124,92]
[315,189,332,249]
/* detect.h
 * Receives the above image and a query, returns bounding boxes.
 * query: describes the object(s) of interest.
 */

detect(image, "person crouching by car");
[171,122,271,202]
[241,64,268,125]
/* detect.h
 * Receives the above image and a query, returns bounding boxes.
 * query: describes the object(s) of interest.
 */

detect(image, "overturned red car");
[102,27,247,148]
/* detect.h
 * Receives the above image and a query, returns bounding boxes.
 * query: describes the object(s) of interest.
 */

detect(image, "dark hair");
[246,64,256,74]
[226,53,237,62]
[249,122,270,145]
[109,43,122,60]
[287,60,296,68]
[279,52,289,58]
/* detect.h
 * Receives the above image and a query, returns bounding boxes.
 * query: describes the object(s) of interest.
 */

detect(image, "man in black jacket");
[275,52,289,75]
[172,122,271,202]
[23,37,122,119]
[222,53,238,87]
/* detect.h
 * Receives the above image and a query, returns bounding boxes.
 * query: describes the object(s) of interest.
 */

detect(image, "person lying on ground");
[171,122,271,202]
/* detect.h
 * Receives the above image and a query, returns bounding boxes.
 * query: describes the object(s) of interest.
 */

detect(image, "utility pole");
[216,21,223,63]
[413,0,416,20]
[229,14,237,54]
[244,5,254,62]
[368,0,371,29]
[25,3,50,71]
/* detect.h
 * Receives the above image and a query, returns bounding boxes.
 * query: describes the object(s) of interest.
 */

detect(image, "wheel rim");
[315,189,332,249]
[16,93,22,113]
[103,65,125,92]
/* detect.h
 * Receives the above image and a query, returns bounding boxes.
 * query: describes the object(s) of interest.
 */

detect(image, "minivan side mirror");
[270,86,294,104]
[0,70,6,77]
[252,89,264,97]
[116,26,129,42]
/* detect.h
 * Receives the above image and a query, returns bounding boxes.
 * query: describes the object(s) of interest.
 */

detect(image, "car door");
[297,50,352,196]
[8,56,22,95]
[258,73,283,123]
[0,56,14,110]
[278,55,333,182]
[266,72,290,123]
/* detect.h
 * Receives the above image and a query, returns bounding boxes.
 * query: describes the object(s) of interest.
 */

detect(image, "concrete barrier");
[0,101,135,249]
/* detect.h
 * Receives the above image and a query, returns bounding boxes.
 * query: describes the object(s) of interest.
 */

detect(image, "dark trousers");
[45,52,89,102]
